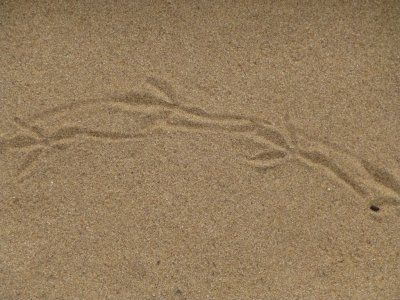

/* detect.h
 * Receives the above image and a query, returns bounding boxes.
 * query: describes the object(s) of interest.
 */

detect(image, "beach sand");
[1,1,399,299]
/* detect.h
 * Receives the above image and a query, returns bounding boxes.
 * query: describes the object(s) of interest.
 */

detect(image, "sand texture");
[1,1,400,299]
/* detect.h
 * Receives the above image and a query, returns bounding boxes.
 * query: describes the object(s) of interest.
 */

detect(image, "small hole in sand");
[370,205,380,212]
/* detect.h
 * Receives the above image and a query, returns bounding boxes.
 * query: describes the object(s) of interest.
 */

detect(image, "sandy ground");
[1,1,400,299]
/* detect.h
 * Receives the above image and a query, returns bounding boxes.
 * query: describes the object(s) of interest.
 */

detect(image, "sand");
[1,1,399,299]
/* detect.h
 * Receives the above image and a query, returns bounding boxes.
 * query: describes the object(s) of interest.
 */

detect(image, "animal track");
[2,120,148,182]
[1,76,399,210]
[246,149,288,161]
[361,159,400,196]
[296,149,368,196]
[49,126,142,141]
[239,149,291,172]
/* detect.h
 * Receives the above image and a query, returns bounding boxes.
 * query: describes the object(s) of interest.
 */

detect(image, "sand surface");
[1,1,400,299]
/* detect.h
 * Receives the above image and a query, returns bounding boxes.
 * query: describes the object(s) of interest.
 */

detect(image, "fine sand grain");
[1,1,399,299]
